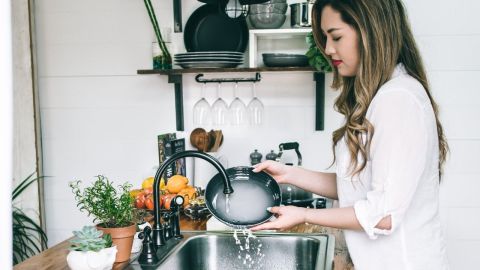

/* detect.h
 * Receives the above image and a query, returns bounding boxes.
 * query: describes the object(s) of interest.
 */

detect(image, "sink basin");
[128,231,334,270]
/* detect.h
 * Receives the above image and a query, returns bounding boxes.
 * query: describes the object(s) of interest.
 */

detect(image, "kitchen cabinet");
[248,28,312,68]
[137,67,325,132]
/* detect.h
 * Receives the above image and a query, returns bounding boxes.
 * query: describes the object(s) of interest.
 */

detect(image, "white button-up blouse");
[335,64,449,270]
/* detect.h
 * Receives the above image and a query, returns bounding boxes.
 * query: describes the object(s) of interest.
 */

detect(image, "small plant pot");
[97,223,137,263]
[66,246,117,270]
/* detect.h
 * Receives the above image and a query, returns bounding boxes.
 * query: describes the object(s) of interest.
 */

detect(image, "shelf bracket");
[168,74,184,131]
[314,72,325,131]
[195,73,261,84]
[173,0,182,33]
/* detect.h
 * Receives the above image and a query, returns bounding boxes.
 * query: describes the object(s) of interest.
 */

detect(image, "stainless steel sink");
[128,231,334,270]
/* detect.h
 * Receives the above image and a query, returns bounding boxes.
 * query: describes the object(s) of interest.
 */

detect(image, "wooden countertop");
[14,216,353,270]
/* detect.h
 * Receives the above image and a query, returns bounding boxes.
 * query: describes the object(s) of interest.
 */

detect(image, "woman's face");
[320,5,360,77]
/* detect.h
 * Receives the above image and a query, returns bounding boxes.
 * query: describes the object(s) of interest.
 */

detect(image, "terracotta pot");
[97,223,136,263]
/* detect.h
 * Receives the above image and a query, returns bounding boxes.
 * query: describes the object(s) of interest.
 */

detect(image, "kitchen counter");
[14,216,353,270]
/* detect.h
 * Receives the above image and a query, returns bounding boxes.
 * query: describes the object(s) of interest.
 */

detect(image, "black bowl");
[262,53,309,67]
[205,166,281,228]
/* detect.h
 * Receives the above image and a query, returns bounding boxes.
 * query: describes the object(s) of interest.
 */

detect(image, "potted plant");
[142,0,172,69]
[70,175,136,263]
[67,226,117,270]
[305,31,333,72]
[12,172,48,265]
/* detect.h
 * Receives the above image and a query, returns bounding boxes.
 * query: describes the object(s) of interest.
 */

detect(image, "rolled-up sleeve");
[353,89,429,239]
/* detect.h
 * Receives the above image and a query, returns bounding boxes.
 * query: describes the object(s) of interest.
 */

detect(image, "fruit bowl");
[183,196,211,220]
[183,204,211,220]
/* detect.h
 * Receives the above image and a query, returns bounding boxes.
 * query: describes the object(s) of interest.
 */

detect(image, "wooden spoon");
[189,128,209,152]
[206,130,224,152]
[211,130,223,152]
[207,129,216,152]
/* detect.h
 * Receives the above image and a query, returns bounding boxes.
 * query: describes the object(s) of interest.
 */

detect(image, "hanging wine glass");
[211,83,229,126]
[225,0,248,19]
[229,82,248,126]
[193,83,211,126]
[247,82,264,126]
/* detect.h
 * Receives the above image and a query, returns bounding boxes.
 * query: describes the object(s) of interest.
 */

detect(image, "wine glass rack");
[137,67,325,131]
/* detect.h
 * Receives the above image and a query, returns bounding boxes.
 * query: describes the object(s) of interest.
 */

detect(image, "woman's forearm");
[305,207,362,230]
[287,166,338,200]
[304,207,392,231]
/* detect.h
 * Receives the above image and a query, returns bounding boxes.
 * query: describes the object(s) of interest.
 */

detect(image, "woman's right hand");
[252,160,292,184]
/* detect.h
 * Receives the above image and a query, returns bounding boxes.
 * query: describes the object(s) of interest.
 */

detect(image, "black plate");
[239,0,270,4]
[198,0,269,4]
[205,166,281,228]
[197,0,228,4]
[184,4,248,52]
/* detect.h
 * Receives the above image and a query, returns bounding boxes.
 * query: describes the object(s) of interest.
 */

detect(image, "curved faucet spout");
[152,150,233,246]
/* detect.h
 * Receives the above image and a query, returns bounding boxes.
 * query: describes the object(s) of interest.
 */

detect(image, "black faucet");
[151,150,234,247]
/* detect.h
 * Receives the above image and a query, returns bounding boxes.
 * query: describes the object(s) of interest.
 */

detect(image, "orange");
[166,175,189,194]
[178,186,197,207]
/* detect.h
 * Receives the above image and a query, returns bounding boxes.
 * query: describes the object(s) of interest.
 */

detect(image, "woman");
[251,0,449,269]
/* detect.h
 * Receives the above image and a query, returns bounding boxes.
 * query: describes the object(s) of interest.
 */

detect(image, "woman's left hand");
[250,206,307,231]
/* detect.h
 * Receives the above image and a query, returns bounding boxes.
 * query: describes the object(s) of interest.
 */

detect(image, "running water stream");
[225,193,230,214]
[233,229,265,269]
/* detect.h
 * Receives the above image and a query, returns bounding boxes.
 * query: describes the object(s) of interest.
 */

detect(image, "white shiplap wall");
[34,0,480,268]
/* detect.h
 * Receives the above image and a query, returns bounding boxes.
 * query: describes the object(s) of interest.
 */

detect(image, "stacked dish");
[248,0,288,29]
[174,51,244,69]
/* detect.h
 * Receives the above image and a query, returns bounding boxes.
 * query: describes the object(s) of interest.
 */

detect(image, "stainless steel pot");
[290,1,314,28]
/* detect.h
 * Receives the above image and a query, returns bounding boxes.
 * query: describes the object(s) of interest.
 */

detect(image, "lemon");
[129,189,143,199]
[160,177,166,191]
[141,177,154,190]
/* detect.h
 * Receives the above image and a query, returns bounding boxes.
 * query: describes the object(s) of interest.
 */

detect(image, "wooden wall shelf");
[137,68,325,132]
[137,66,316,75]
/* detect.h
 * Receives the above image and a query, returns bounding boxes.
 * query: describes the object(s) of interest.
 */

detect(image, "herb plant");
[12,172,48,264]
[70,175,134,228]
[69,226,112,252]
[305,31,333,72]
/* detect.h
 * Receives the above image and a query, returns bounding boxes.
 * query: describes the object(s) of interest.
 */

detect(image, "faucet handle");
[170,195,184,210]
[170,195,184,239]
[138,226,159,265]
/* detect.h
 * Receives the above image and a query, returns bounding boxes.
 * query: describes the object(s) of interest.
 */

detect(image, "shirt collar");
[392,63,407,78]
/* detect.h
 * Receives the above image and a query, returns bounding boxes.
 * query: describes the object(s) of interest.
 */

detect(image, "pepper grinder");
[250,149,263,165]
[266,150,278,161]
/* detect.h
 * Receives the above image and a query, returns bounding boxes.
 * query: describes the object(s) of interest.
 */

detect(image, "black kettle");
[276,142,313,202]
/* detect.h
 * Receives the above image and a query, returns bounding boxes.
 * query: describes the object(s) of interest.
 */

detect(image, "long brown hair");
[312,0,448,177]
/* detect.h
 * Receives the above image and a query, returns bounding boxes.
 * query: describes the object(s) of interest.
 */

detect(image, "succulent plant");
[69,226,112,252]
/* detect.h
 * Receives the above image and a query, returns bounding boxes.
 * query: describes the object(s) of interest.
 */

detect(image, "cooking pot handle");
[277,142,303,166]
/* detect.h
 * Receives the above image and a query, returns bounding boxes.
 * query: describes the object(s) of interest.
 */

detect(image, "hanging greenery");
[12,172,48,265]
[305,32,333,72]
